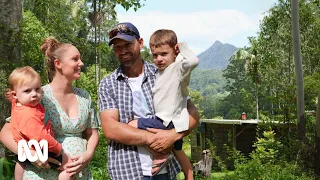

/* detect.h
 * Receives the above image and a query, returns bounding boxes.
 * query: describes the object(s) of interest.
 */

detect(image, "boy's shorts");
[17,152,62,169]
[137,116,183,150]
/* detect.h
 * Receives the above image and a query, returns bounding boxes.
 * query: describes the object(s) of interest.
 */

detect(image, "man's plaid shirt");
[98,61,181,180]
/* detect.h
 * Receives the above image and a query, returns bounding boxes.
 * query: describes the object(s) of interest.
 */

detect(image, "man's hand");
[146,128,178,153]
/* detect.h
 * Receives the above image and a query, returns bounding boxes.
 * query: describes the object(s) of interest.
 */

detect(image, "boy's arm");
[178,42,199,72]
[21,116,62,156]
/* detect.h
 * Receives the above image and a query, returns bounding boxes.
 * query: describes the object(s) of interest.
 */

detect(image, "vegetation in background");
[224,131,315,180]
[0,157,15,180]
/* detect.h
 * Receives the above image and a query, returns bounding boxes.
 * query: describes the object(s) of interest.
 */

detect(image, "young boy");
[5,66,70,180]
[128,29,199,179]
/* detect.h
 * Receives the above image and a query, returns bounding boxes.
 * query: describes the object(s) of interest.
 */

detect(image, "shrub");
[91,129,110,180]
[0,156,15,180]
[225,131,315,180]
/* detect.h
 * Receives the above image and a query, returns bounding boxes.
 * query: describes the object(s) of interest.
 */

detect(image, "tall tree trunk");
[315,93,320,177]
[0,0,22,67]
[255,82,259,119]
[93,0,98,85]
[291,0,305,141]
[0,0,22,157]
[0,0,22,125]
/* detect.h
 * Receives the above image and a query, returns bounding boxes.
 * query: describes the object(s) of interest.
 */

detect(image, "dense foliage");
[224,131,315,180]
[192,0,320,122]
[190,0,320,178]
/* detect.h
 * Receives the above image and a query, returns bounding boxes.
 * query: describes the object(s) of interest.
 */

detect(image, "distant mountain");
[197,41,238,70]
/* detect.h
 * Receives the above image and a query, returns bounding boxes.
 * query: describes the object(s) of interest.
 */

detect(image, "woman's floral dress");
[23,85,99,180]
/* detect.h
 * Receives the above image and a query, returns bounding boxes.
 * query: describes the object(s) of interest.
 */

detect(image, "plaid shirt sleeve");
[98,75,118,112]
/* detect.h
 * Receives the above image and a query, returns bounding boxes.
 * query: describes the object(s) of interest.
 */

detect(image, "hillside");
[190,68,226,95]
[197,41,237,70]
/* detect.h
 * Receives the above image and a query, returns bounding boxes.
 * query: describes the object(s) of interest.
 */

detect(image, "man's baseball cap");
[108,22,140,46]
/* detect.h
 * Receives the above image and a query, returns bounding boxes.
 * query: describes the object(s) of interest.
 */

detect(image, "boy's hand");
[31,160,50,169]
[177,42,188,53]
[30,150,51,169]
[48,157,61,167]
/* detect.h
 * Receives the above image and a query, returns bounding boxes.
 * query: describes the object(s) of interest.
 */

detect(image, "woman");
[0,37,99,179]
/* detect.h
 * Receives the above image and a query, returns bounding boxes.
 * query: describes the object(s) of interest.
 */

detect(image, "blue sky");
[116,0,278,55]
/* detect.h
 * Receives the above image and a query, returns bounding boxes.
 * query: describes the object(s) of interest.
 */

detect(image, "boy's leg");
[57,151,74,180]
[15,162,25,180]
[151,151,169,174]
[128,117,164,129]
[56,150,72,170]
[173,150,194,180]
[136,117,166,130]
[58,170,72,180]
[129,117,173,174]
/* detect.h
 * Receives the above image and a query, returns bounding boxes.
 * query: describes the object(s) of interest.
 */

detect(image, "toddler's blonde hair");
[4,66,41,101]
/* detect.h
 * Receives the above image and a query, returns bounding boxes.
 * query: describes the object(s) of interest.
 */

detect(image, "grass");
[178,139,234,180]
[182,138,191,158]
[177,171,232,180]
[0,157,15,180]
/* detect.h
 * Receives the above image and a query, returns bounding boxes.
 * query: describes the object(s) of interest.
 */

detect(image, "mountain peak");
[213,40,222,45]
[197,41,238,70]
[210,40,224,49]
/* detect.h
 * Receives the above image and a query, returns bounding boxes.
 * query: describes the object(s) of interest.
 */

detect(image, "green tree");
[21,10,48,83]
[0,0,22,122]
[222,49,256,119]
[75,65,109,107]
[141,46,153,63]
[292,0,305,141]
[305,72,320,175]
[189,89,203,116]
[200,94,226,119]
[243,0,320,122]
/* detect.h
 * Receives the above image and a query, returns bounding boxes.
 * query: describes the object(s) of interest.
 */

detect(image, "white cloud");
[118,10,260,55]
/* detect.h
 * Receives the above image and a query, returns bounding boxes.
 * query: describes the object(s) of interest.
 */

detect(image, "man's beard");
[121,53,140,67]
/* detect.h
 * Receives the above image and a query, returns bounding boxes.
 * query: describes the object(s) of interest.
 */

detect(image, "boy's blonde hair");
[149,29,177,49]
[4,66,41,100]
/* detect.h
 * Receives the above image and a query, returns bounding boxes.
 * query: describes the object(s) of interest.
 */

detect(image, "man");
[98,22,200,180]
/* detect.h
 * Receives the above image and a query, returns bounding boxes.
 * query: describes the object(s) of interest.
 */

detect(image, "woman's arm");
[66,128,99,176]
[0,122,54,168]
[83,128,99,160]
[0,122,18,154]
